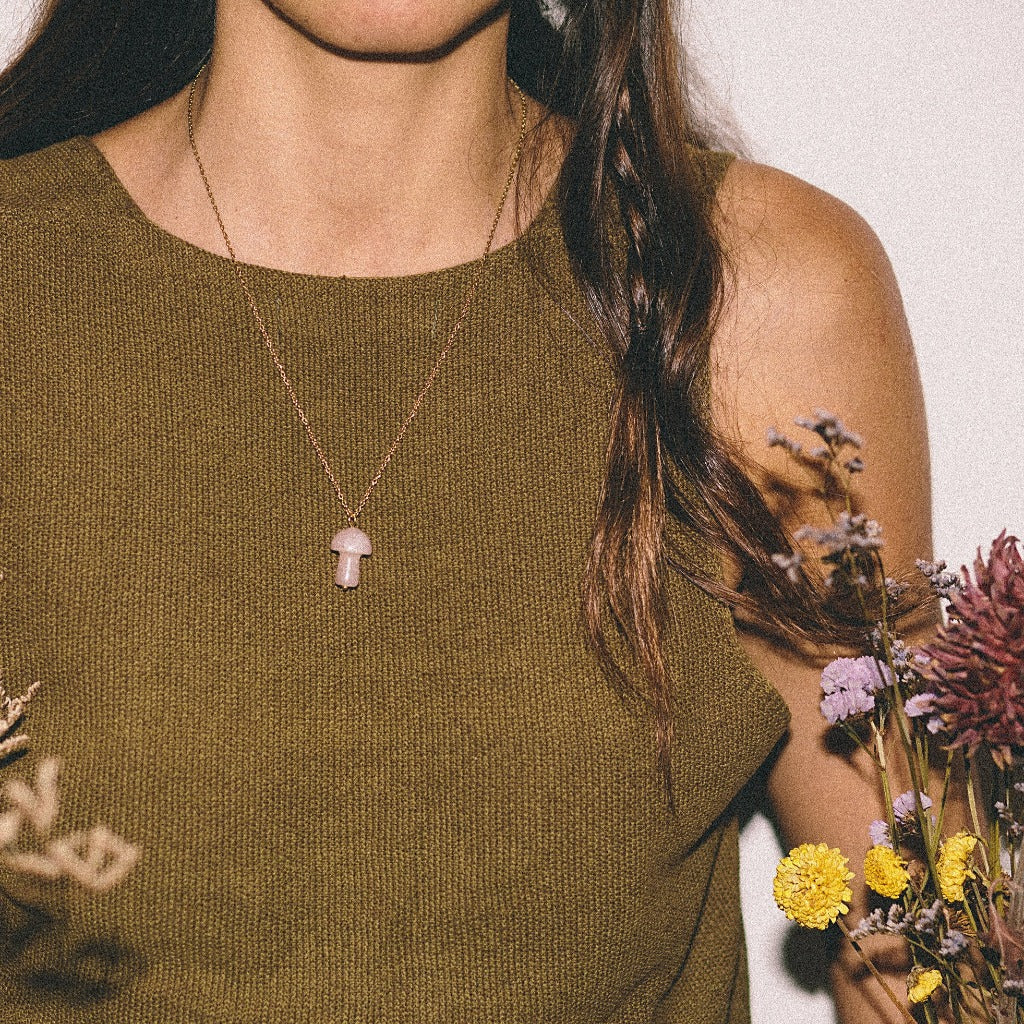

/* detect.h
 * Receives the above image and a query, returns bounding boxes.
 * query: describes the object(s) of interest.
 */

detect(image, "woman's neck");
[92,0,553,277]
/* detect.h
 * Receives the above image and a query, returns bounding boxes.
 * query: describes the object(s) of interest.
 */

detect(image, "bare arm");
[710,158,935,1022]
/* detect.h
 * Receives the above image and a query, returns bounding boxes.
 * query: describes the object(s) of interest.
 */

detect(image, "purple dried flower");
[938,929,968,959]
[888,640,917,675]
[885,904,913,934]
[821,656,893,696]
[994,801,1021,838]
[766,427,803,456]
[794,409,864,450]
[871,627,912,672]
[905,693,937,718]
[869,819,892,848]
[915,558,963,600]
[849,909,885,940]
[819,656,894,725]
[914,900,944,937]
[795,511,883,557]
[905,691,947,734]
[919,533,1024,769]
[821,687,875,725]
[893,790,933,821]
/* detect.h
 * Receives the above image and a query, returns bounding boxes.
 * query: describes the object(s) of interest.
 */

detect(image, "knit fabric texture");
[0,137,790,1023]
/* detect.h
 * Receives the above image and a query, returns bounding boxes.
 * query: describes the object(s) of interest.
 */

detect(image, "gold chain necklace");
[186,69,528,589]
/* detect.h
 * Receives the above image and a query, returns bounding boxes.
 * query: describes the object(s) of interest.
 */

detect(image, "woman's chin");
[260,0,510,60]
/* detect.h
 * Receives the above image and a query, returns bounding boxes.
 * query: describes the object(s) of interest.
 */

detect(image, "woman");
[0,1,931,1021]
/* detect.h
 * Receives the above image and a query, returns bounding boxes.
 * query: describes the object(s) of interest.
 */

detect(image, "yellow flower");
[863,845,909,899]
[936,831,978,902]
[773,842,853,930]
[907,968,943,1004]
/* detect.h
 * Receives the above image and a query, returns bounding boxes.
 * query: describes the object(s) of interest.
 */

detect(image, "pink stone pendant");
[331,526,372,588]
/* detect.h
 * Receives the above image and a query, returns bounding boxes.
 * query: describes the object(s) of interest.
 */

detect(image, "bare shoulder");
[712,158,916,434]
[708,158,930,571]
[715,157,892,273]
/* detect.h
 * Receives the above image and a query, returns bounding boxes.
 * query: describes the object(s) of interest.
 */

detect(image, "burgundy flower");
[919,532,1024,768]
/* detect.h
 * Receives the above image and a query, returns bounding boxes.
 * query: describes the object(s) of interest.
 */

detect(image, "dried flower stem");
[838,465,943,884]
[959,891,1003,1007]
[933,750,955,848]
[873,723,901,850]
[836,918,917,1023]
[953,975,984,1020]
[996,851,1024,1021]
[964,756,990,874]
[989,770,1007,885]
[964,967,996,1024]
[1007,775,1018,878]
[890,668,942,885]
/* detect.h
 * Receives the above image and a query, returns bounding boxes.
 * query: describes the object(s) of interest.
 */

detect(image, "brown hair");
[0,0,812,798]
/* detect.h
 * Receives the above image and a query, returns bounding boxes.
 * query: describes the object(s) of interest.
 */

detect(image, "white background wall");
[2,3,1022,1020]
[0,2,32,63]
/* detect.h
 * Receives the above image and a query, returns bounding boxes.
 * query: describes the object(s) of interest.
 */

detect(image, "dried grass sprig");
[2,570,140,897]
[0,674,41,763]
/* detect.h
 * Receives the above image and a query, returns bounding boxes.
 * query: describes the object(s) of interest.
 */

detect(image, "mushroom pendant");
[331,526,372,588]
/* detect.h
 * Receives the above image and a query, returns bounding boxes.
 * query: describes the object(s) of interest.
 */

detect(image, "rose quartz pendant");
[331,526,372,588]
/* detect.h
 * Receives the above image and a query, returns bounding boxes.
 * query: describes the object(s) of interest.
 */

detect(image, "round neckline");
[71,134,562,288]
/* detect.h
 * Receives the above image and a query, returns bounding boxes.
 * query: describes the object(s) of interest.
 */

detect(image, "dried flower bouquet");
[769,412,1024,1023]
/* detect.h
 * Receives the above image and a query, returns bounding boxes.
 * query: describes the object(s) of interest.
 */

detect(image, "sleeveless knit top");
[0,137,790,1023]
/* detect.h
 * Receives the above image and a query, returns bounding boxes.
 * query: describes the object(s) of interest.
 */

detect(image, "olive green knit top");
[0,137,789,1024]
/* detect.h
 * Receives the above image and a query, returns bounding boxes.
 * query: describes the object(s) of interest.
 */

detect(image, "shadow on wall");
[782,921,836,993]
[737,762,839,997]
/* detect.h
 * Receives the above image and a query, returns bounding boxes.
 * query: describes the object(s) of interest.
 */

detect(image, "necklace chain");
[186,69,528,526]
